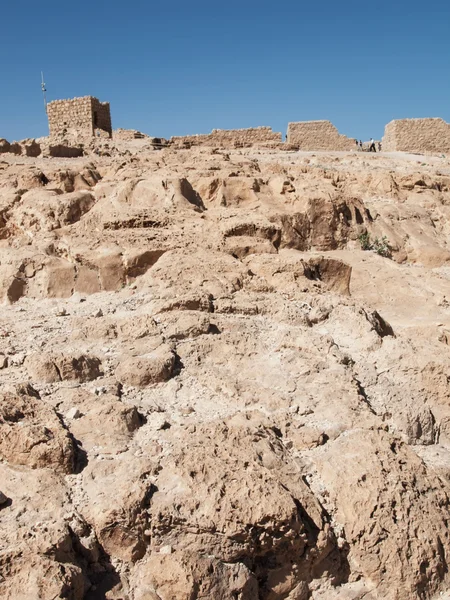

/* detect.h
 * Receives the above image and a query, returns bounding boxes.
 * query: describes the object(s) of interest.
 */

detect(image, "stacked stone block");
[170,127,282,149]
[382,118,450,154]
[0,138,40,156]
[91,98,112,136]
[47,96,112,139]
[286,120,356,151]
[0,139,11,153]
[114,129,149,141]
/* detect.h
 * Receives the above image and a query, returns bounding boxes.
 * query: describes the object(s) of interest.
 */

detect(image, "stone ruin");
[47,96,112,139]
[0,138,40,157]
[3,95,450,156]
[169,121,358,152]
[286,120,356,151]
[169,126,282,149]
[382,118,450,154]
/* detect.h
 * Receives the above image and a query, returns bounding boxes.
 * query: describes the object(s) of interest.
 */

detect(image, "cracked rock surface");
[2,142,450,598]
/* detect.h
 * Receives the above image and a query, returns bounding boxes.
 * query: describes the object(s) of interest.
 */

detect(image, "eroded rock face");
[11,189,96,232]
[115,345,175,386]
[2,143,450,598]
[144,421,348,598]
[309,429,450,599]
[0,384,74,473]
[25,352,103,383]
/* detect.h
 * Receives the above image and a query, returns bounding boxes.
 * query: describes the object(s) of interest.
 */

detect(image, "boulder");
[115,345,175,386]
[0,384,74,473]
[26,352,103,383]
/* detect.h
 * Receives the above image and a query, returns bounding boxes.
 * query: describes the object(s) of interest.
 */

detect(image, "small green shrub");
[359,232,372,251]
[371,236,391,257]
[359,233,391,258]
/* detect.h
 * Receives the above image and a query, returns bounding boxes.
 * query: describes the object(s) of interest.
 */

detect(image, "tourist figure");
[369,138,376,152]
[359,140,363,149]
[378,141,382,152]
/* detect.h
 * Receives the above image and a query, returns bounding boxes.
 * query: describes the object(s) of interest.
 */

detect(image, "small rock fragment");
[66,407,81,420]
[9,353,26,366]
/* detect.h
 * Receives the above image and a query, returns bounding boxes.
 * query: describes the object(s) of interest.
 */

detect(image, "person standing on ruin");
[378,141,382,152]
[369,138,376,152]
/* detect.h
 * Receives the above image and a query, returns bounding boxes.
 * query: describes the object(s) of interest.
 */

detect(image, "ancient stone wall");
[286,120,356,151]
[382,118,450,154]
[0,138,41,157]
[0,139,11,153]
[47,96,112,139]
[114,129,150,141]
[170,127,282,148]
[92,98,112,137]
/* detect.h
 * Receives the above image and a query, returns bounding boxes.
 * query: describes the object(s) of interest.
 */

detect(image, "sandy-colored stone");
[26,352,102,383]
[0,384,74,473]
[115,345,175,386]
[287,120,356,150]
[383,117,450,154]
[47,95,112,138]
[2,138,450,599]
[170,126,282,148]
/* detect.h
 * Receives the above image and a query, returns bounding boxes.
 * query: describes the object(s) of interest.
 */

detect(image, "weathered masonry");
[170,127,282,149]
[382,118,450,154]
[42,97,450,155]
[286,120,356,151]
[47,96,112,138]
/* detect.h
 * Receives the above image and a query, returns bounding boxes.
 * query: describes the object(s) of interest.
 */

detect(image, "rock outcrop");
[1,141,450,599]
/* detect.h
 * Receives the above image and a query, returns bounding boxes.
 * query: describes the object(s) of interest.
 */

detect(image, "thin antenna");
[41,71,47,113]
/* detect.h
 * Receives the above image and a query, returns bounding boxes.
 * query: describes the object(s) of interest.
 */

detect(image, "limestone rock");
[25,352,102,383]
[115,345,175,386]
[0,384,74,473]
[2,137,450,599]
[66,407,81,420]
[309,429,450,599]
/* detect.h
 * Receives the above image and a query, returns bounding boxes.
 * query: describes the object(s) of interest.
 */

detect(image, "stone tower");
[47,96,112,138]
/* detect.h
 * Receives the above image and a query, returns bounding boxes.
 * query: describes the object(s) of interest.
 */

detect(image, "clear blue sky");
[2,0,449,142]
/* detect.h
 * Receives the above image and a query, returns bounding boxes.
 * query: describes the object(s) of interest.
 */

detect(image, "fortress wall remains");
[39,100,450,154]
[170,127,282,148]
[92,98,112,136]
[47,97,94,137]
[286,120,356,151]
[382,118,450,154]
[47,96,112,138]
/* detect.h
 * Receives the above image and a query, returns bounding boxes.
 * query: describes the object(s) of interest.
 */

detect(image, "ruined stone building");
[382,118,450,154]
[47,96,112,138]
[170,127,282,149]
[43,95,450,155]
[286,120,356,151]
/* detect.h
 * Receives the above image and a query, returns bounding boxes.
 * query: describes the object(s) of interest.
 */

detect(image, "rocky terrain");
[2,138,450,599]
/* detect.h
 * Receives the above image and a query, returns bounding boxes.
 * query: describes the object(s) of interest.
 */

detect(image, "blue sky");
[1,0,449,142]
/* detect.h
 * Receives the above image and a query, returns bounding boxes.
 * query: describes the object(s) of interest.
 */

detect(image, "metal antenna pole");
[41,71,47,113]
